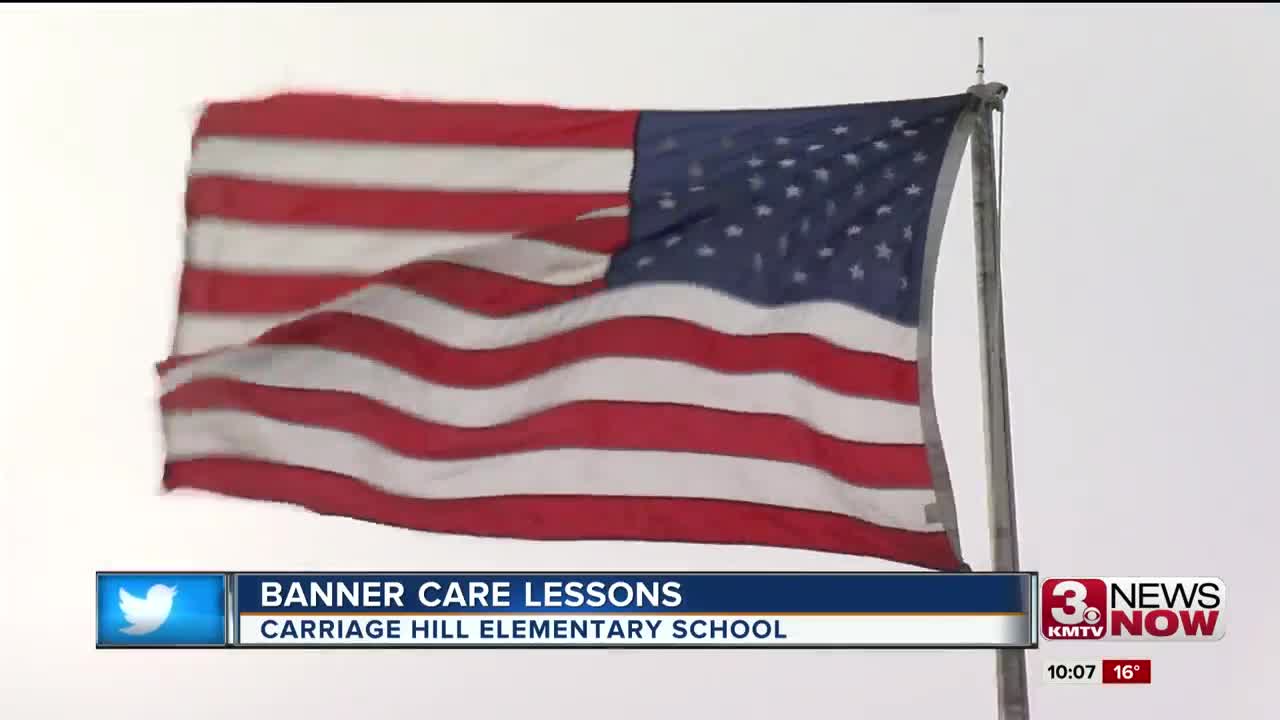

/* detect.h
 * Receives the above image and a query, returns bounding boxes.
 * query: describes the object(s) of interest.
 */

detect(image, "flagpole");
[967,39,1029,720]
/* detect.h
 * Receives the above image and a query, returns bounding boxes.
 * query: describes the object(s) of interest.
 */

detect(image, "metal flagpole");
[967,38,1029,720]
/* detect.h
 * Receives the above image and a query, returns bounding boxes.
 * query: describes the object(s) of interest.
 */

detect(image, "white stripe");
[576,205,629,220]
[237,614,1022,646]
[187,218,609,284]
[173,283,919,359]
[163,410,940,532]
[191,137,634,193]
[160,346,923,445]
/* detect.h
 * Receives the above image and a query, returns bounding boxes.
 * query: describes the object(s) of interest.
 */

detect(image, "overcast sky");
[2,4,1276,718]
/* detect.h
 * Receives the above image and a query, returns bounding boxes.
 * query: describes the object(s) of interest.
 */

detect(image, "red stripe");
[161,380,932,489]
[165,308,920,403]
[519,215,629,254]
[177,264,604,316]
[164,459,961,570]
[187,177,628,232]
[196,93,639,148]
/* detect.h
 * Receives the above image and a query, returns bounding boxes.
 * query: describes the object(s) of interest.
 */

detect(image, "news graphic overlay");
[96,573,227,648]
[1041,577,1225,641]
[231,572,1037,648]
[1042,659,1152,686]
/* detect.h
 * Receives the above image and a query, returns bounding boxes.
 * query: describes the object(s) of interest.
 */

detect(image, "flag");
[157,90,978,571]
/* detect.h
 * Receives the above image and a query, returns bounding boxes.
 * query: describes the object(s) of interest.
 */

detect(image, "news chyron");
[1040,577,1225,642]
[95,571,1038,649]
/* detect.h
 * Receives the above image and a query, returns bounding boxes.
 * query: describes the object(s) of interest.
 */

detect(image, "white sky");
[2,4,1276,718]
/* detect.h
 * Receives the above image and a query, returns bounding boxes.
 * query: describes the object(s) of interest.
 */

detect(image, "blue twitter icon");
[96,573,227,647]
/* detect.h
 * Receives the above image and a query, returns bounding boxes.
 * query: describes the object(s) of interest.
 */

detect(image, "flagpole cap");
[966,82,1008,111]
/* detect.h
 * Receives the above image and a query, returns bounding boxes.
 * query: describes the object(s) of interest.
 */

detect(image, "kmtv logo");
[1041,577,1225,641]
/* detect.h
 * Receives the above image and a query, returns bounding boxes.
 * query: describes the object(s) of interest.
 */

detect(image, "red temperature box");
[1102,659,1151,684]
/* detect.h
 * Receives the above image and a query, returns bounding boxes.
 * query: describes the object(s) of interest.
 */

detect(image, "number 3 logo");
[1050,580,1090,625]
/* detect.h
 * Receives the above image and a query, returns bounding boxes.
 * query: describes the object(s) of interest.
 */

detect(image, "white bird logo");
[118,584,178,635]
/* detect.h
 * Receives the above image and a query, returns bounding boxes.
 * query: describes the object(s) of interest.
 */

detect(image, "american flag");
[158,90,977,571]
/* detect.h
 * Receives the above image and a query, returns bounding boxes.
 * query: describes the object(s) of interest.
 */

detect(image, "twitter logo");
[97,573,226,647]
[118,584,178,635]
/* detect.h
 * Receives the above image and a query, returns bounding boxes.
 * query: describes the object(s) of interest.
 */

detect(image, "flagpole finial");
[976,36,985,85]
[970,36,1008,108]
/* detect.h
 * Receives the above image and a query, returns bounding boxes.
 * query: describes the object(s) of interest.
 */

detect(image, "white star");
[800,217,811,234]
[658,137,678,152]
[725,224,744,238]
[697,244,716,257]
[899,276,909,290]
[636,256,654,268]
[933,116,947,124]
[808,144,824,152]
[747,155,764,168]
[818,246,835,258]
[689,185,705,192]
[903,226,913,240]
[826,199,837,217]
[659,197,677,210]
[754,252,764,272]
[913,151,928,164]
[778,234,790,255]
[853,183,866,197]
[874,139,890,151]
[875,241,892,260]
[665,235,682,247]
[889,117,907,129]
[902,128,919,137]
[755,204,773,217]
[833,124,849,135]
[846,225,863,236]
[843,152,860,166]
[882,166,896,180]
[786,185,802,198]
[778,158,796,168]
[793,271,808,284]
[814,168,830,182]
[905,184,922,196]
[688,162,703,177]
[775,136,791,146]
[748,174,765,190]
[876,204,893,216]
[850,263,865,280]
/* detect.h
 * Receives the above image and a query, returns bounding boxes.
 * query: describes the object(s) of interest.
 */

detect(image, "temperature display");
[1102,659,1152,685]
[1043,659,1152,685]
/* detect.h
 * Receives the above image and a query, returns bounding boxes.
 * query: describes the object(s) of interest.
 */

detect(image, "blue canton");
[607,93,972,327]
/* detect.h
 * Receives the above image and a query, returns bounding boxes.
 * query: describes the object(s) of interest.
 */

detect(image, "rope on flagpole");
[997,88,1005,231]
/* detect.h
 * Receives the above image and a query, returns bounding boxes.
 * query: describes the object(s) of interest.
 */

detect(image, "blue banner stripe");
[234,573,1031,614]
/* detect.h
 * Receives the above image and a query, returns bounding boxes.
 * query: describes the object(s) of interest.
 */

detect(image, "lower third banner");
[232,572,1034,649]
[94,572,1036,649]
